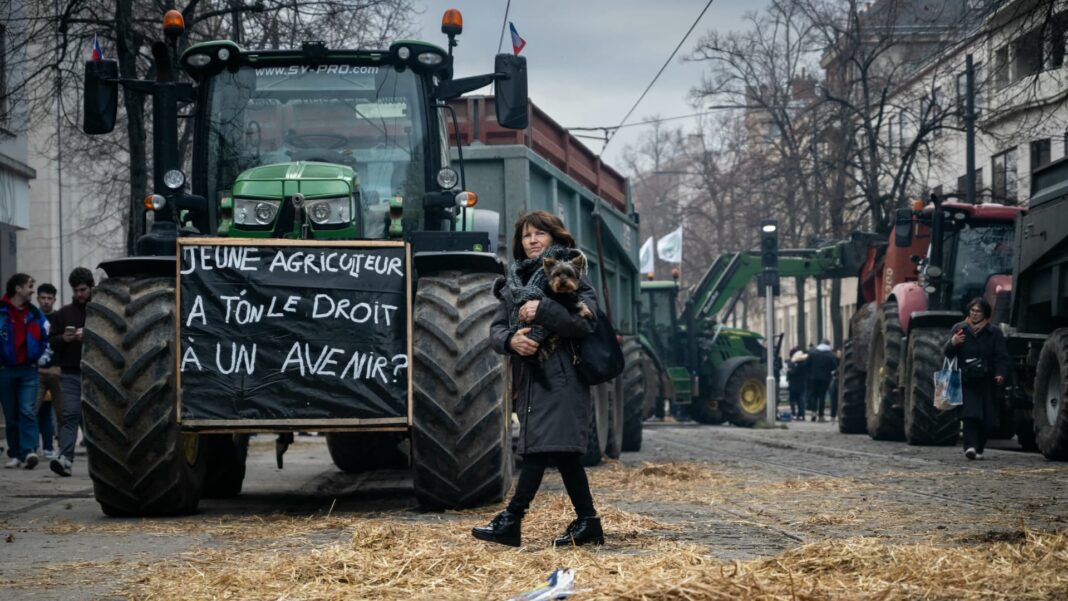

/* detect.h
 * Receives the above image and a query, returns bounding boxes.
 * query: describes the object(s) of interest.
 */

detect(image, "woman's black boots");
[471,510,522,547]
[552,516,604,547]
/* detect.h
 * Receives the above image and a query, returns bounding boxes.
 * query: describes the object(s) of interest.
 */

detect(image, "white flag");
[639,236,655,275]
[657,226,683,264]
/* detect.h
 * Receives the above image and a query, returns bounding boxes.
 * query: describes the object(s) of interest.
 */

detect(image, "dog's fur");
[535,255,594,362]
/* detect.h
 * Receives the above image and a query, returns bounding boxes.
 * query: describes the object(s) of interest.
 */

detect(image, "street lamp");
[759,218,779,424]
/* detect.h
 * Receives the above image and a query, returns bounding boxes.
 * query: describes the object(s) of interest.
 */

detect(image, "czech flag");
[90,34,103,61]
[509,22,526,56]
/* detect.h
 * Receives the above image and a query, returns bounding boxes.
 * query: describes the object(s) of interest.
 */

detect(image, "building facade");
[0,7,36,286]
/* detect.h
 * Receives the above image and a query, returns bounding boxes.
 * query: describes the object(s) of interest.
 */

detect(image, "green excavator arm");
[684,231,880,323]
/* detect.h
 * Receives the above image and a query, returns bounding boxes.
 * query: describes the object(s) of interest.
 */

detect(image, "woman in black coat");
[471,210,603,548]
[944,298,1010,460]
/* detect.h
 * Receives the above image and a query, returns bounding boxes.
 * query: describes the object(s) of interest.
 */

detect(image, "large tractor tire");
[865,301,906,441]
[1033,329,1068,460]
[722,361,768,428]
[81,277,205,517]
[620,339,647,452]
[839,304,875,434]
[411,272,512,509]
[326,431,409,473]
[605,377,625,459]
[582,383,610,467]
[201,434,250,498]
[903,327,959,446]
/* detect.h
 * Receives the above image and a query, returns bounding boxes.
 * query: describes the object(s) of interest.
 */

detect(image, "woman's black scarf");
[506,245,581,344]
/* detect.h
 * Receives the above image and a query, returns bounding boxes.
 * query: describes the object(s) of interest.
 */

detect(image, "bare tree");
[799,0,968,232]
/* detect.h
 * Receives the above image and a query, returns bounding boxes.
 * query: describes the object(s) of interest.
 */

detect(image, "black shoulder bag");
[573,308,625,386]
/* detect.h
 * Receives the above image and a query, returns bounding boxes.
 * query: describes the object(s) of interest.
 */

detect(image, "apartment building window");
[899,111,910,151]
[992,149,1018,202]
[957,168,985,199]
[0,24,6,127]
[1047,12,1068,68]
[922,87,944,137]
[886,115,896,155]
[993,46,1010,88]
[1013,29,1044,79]
[1031,139,1051,172]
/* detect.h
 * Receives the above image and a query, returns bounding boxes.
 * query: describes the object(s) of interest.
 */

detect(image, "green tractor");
[79,10,527,516]
[639,234,876,427]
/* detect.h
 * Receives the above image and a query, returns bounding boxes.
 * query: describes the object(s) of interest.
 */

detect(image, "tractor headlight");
[234,198,280,226]
[307,197,350,225]
[163,169,185,190]
[418,52,444,66]
[436,167,458,189]
[186,53,211,67]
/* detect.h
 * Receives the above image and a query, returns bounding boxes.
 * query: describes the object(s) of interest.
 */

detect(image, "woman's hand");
[951,329,966,346]
[510,327,539,356]
[518,300,540,323]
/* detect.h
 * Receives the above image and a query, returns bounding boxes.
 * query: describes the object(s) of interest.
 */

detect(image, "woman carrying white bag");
[943,298,1010,461]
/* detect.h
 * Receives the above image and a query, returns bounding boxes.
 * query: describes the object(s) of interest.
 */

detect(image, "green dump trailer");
[448,96,653,459]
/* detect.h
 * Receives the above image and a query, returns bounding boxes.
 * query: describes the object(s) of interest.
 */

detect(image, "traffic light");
[757,219,779,297]
[760,219,778,269]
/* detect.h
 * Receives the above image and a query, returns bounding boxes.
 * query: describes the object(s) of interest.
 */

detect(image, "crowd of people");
[785,340,841,422]
[0,267,94,476]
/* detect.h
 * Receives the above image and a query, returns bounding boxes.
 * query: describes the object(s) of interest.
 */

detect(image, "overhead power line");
[568,106,746,133]
[601,0,716,153]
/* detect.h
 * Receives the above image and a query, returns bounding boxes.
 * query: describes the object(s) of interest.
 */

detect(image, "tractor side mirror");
[493,54,528,130]
[84,60,119,135]
[894,208,913,248]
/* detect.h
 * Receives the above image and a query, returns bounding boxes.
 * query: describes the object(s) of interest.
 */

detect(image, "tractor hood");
[220,161,361,239]
[233,161,357,199]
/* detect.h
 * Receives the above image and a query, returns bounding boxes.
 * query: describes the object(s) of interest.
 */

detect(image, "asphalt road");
[2,420,1065,599]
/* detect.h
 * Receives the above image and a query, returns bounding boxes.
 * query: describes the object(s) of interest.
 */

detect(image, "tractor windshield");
[945,221,1015,311]
[203,64,427,234]
[641,288,678,363]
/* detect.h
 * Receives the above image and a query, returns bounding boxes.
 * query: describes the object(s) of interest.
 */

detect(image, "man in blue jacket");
[0,273,50,469]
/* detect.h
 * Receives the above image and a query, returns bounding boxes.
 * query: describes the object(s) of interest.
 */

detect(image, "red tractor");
[838,197,1027,446]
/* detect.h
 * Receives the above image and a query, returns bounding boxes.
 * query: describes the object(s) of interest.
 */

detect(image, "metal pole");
[815,278,823,342]
[765,283,776,424]
[965,54,976,205]
[55,0,65,298]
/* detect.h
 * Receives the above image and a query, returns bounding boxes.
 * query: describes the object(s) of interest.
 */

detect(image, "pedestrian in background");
[35,283,61,460]
[0,274,49,469]
[786,347,808,421]
[48,268,94,477]
[945,298,1009,460]
[806,340,838,422]
[473,211,603,548]
[828,347,842,422]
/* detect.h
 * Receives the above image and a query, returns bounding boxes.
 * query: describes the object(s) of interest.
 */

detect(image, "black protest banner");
[177,240,411,425]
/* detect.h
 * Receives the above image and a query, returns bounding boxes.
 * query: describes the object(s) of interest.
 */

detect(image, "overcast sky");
[414,0,767,172]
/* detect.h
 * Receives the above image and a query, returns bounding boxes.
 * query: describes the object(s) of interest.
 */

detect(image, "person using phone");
[945,298,1009,460]
[47,268,95,477]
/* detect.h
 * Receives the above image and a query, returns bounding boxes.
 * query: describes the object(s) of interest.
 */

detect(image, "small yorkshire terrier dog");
[542,255,594,319]
[536,255,594,362]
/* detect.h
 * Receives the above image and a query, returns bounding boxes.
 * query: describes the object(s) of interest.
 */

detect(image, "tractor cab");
[915,201,1021,319]
[189,42,443,240]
